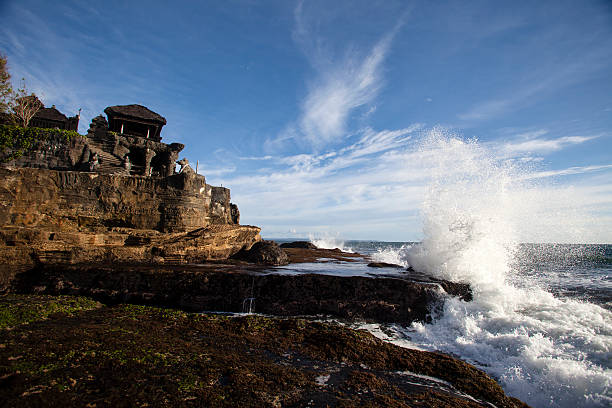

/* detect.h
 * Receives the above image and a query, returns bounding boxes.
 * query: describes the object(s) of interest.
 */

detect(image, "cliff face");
[0,167,232,232]
[0,167,261,271]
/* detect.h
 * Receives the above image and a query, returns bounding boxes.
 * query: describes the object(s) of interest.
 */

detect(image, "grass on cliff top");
[0,295,528,408]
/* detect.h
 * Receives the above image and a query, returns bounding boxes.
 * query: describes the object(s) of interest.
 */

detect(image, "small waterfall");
[242,277,256,314]
[242,297,255,314]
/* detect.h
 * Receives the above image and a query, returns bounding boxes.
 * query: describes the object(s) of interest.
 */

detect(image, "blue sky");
[1,0,611,242]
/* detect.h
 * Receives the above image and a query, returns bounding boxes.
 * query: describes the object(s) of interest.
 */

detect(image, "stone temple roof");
[35,107,68,122]
[104,104,167,125]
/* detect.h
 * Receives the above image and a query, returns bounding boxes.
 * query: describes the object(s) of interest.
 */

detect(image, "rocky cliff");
[0,166,260,277]
[0,167,234,231]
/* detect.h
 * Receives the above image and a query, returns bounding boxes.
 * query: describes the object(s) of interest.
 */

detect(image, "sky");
[1,0,611,242]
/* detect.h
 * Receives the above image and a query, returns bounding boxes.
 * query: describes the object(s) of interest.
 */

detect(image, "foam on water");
[309,233,353,252]
[370,245,410,267]
[390,130,612,407]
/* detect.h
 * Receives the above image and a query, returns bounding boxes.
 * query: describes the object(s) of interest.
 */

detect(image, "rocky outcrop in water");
[0,166,261,275]
[0,167,235,232]
[232,240,290,266]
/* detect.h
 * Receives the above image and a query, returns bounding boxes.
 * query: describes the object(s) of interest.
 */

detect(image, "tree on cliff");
[11,82,43,128]
[0,54,12,114]
[0,54,45,163]
[0,54,42,127]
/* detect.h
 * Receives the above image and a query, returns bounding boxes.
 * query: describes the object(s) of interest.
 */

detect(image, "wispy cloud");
[206,124,612,241]
[298,33,393,147]
[524,164,612,180]
[457,25,612,123]
[503,134,599,153]
[266,2,404,151]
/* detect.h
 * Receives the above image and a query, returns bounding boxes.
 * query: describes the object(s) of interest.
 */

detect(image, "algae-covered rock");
[0,295,529,408]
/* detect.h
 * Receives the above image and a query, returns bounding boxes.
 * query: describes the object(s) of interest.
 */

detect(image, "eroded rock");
[232,240,289,266]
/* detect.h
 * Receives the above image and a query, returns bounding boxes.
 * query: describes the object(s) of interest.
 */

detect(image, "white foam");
[309,233,353,252]
[392,130,612,407]
[370,245,411,267]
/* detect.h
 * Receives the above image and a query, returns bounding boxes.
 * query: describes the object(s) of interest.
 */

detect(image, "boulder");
[232,240,289,266]
[279,241,318,249]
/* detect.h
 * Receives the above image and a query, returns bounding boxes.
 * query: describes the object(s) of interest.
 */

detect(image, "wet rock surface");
[0,294,529,408]
[367,262,404,268]
[232,240,290,266]
[9,258,470,323]
[282,247,363,263]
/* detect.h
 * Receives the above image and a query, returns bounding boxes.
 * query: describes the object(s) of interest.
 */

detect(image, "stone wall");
[0,167,233,233]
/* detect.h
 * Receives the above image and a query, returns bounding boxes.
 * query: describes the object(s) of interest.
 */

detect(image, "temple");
[2,103,184,178]
[0,103,242,227]
[104,104,166,141]
[30,104,79,131]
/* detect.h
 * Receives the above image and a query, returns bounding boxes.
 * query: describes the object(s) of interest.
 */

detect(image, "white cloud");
[299,34,392,147]
[524,164,612,180]
[207,126,612,242]
[275,2,404,151]
[503,135,599,153]
[196,166,236,177]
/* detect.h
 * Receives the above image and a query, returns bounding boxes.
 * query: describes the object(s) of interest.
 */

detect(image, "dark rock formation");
[404,269,473,302]
[367,262,404,268]
[232,240,289,266]
[282,247,363,263]
[230,202,240,224]
[0,295,529,407]
[9,263,471,323]
[280,241,318,249]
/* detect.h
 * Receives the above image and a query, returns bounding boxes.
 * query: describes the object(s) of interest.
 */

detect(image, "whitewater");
[306,133,611,407]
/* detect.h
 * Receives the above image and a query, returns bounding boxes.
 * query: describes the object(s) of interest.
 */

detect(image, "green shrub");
[0,124,83,163]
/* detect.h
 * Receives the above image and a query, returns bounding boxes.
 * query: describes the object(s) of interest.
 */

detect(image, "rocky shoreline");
[6,245,471,324]
[0,118,529,406]
[0,294,529,407]
[0,246,532,407]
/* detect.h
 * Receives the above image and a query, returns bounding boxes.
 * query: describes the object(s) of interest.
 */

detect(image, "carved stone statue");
[176,158,194,175]
[88,153,99,172]
[123,155,131,173]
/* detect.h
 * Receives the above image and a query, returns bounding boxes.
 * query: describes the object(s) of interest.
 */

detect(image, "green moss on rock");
[0,295,529,407]
[0,294,101,329]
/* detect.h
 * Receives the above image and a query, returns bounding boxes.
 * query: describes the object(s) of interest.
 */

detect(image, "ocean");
[269,238,611,408]
[264,134,611,407]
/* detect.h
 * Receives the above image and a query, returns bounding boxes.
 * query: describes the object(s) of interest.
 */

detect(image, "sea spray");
[371,245,410,267]
[395,130,612,407]
[309,233,353,252]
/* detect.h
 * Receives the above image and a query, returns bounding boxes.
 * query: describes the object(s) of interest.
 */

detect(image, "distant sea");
[267,238,612,408]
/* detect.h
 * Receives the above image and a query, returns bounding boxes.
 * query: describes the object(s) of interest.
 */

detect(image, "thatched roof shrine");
[104,104,166,141]
[31,105,79,131]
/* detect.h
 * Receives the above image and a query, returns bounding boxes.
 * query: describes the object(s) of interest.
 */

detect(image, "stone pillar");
[144,148,156,177]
